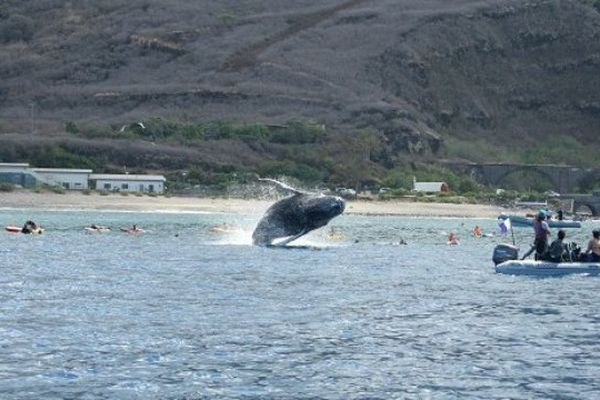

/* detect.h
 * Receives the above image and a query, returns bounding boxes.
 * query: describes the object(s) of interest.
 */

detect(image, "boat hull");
[496,260,600,276]
[504,215,581,229]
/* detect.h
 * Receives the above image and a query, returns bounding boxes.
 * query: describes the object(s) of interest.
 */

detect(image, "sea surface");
[1,208,599,400]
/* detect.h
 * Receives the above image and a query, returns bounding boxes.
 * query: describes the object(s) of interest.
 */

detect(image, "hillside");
[1,0,600,190]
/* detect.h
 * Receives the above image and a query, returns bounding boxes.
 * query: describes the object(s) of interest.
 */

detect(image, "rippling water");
[1,209,599,399]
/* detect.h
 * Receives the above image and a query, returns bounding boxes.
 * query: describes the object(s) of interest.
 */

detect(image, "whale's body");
[252,180,345,246]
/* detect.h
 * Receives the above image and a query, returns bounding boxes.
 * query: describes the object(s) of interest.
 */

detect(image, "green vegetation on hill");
[444,135,599,168]
[2,115,599,195]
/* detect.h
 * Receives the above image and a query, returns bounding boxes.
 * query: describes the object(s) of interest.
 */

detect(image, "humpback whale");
[252,179,345,246]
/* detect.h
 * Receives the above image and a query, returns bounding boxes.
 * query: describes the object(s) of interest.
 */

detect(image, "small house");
[89,174,166,193]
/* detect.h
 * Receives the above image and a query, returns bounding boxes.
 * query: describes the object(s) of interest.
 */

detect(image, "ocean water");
[1,209,599,400]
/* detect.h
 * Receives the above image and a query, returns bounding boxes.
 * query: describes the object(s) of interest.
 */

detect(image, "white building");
[89,174,166,193]
[413,177,449,193]
[32,168,93,190]
[0,163,36,188]
[0,162,30,173]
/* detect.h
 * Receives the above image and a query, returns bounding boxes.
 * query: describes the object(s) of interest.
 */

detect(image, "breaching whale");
[252,179,345,246]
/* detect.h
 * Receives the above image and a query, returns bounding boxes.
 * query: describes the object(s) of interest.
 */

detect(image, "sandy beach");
[0,190,521,218]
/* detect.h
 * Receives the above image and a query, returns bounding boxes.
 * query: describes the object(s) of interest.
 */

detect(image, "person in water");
[448,232,459,244]
[584,229,600,262]
[21,220,38,234]
[532,210,551,260]
[547,230,570,262]
[472,225,483,237]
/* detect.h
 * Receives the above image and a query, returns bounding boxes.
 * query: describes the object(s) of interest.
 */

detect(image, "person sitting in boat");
[21,220,38,234]
[533,210,551,260]
[584,229,600,262]
[547,230,570,262]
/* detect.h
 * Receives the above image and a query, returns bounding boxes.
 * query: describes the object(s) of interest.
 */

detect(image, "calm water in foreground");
[1,209,599,399]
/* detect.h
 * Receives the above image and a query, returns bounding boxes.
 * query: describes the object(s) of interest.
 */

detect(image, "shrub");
[65,121,79,134]
[218,12,237,26]
[0,182,14,192]
[50,185,65,194]
[269,121,325,144]
[82,189,91,195]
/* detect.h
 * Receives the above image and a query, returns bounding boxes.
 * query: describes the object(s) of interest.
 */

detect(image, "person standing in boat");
[533,210,551,260]
[584,229,600,262]
[556,209,564,221]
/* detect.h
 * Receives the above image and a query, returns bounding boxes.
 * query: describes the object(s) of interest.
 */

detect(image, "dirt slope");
[1,0,600,160]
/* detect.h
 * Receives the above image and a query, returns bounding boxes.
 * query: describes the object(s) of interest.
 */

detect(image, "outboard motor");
[493,244,519,265]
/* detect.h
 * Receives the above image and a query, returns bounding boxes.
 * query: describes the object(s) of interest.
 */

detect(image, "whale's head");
[301,195,345,229]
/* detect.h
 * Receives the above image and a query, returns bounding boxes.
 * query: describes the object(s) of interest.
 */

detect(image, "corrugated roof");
[33,168,93,173]
[0,163,30,167]
[89,174,166,182]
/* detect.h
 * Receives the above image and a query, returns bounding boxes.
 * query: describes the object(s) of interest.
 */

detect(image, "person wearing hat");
[584,229,600,262]
[532,210,551,260]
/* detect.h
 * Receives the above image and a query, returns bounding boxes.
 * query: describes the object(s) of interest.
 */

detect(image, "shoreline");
[0,190,522,218]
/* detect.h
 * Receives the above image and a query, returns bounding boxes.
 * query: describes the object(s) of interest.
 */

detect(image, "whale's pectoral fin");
[272,229,308,247]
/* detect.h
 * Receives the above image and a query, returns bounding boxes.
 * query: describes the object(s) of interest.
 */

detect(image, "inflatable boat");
[493,244,600,276]
[496,260,600,276]
[501,215,581,229]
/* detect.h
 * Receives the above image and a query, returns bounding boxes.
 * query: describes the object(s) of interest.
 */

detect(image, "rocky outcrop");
[370,1,600,145]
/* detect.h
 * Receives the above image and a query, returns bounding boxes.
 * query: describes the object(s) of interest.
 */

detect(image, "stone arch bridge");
[442,161,595,194]
[569,194,600,217]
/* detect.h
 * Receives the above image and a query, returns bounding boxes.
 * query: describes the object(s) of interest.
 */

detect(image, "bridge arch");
[574,202,598,217]
[490,166,556,191]
[575,170,600,193]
